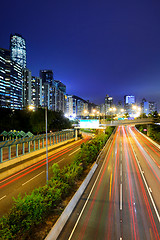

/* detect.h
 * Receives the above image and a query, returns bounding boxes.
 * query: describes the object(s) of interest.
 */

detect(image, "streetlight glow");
[28,105,35,111]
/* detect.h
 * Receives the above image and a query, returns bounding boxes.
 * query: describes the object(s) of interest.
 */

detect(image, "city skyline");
[1,0,160,108]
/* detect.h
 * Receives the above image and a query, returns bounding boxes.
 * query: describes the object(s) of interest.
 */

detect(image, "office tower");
[0,48,9,107]
[65,95,89,117]
[22,69,32,107]
[100,104,105,116]
[144,102,149,115]
[124,95,135,106]
[149,102,157,113]
[124,95,135,114]
[53,80,66,112]
[0,48,23,109]
[31,76,42,107]
[54,80,66,94]
[22,69,42,108]
[42,82,50,108]
[105,94,113,114]
[40,70,53,86]
[40,70,53,109]
[10,33,26,69]
[66,95,77,117]
[141,98,149,115]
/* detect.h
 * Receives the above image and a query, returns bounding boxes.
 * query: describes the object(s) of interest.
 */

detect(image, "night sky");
[1,0,160,109]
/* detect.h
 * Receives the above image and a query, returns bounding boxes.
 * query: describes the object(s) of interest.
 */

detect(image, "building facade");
[40,70,53,86]
[149,102,157,113]
[124,95,135,115]
[66,95,77,117]
[0,48,22,109]
[105,94,113,114]
[10,34,26,69]
[22,69,42,108]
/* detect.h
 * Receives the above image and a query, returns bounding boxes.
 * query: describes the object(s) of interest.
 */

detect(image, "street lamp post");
[28,105,48,184]
[45,106,48,183]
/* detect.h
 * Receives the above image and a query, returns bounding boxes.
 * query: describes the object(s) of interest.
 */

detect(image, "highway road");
[58,126,160,240]
[0,136,90,218]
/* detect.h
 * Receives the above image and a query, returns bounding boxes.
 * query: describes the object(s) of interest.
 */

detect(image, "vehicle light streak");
[0,140,86,185]
[122,126,138,240]
[106,130,120,240]
[129,127,160,182]
[127,127,160,239]
[132,127,160,158]
[74,131,118,240]
[0,138,88,189]
[68,131,118,240]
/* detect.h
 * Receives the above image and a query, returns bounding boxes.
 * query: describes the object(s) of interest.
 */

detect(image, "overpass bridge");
[101,118,154,127]
[75,118,154,129]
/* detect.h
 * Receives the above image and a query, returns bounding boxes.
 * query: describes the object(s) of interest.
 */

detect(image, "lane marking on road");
[0,195,6,201]
[69,148,80,156]
[120,183,123,210]
[129,136,160,223]
[68,136,114,240]
[57,158,65,164]
[22,171,45,186]
[109,172,112,200]
[120,163,122,177]
[120,237,122,240]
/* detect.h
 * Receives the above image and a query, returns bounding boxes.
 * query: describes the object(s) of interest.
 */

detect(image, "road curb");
[45,162,98,240]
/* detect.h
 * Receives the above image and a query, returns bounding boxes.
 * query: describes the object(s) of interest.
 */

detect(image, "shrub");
[0,127,115,239]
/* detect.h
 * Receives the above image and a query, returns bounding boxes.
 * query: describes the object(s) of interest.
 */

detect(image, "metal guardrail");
[0,129,75,163]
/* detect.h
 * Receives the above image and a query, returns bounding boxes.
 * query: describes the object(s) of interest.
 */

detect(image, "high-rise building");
[124,95,135,105]
[31,76,42,107]
[124,95,135,114]
[40,70,53,86]
[144,102,149,115]
[105,94,113,114]
[22,69,42,108]
[141,98,149,115]
[22,69,32,107]
[0,48,22,109]
[52,80,66,112]
[65,95,89,117]
[66,95,77,117]
[100,104,105,116]
[10,33,26,69]
[42,82,50,108]
[149,102,157,113]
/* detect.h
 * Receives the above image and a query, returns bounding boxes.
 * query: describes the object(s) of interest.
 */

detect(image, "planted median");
[0,126,115,240]
[136,124,160,144]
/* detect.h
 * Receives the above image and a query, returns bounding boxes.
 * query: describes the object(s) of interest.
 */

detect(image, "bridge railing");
[0,129,75,163]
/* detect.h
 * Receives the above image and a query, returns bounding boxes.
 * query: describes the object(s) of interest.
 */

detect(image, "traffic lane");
[58,126,160,240]
[2,137,69,161]
[58,128,119,240]
[0,140,86,217]
[132,127,160,166]
[0,138,86,189]
[122,126,160,239]
[128,127,160,214]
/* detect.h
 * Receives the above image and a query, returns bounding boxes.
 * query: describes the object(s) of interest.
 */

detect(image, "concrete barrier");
[45,162,98,240]
[135,128,160,149]
[0,139,76,181]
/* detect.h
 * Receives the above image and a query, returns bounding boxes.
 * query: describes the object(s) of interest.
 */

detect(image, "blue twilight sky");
[1,0,160,109]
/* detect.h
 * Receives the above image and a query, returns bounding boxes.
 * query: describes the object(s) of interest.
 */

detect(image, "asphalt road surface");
[0,137,90,218]
[58,126,160,240]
